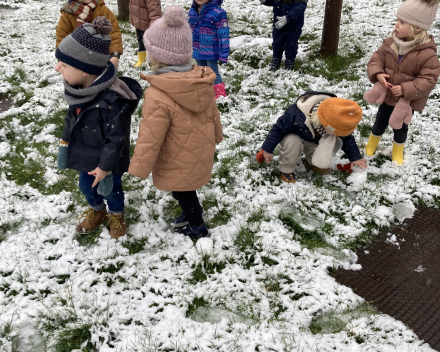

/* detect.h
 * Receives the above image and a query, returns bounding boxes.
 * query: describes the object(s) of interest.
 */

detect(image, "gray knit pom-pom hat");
[396,0,439,30]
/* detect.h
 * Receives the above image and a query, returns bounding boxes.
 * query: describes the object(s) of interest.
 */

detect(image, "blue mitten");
[98,173,113,196]
[57,141,68,170]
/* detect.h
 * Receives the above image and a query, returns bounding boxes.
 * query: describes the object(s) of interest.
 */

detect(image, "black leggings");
[371,103,410,144]
[136,28,146,52]
[172,191,204,227]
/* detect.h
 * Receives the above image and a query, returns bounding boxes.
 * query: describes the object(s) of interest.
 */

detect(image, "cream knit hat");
[396,0,439,30]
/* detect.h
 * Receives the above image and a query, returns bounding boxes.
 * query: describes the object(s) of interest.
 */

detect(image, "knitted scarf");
[309,101,327,136]
[392,32,420,56]
[64,63,118,108]
[69,0,99,28]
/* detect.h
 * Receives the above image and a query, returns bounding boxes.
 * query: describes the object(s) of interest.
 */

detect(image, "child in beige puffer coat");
[364,0,440,164]
[128,6,223,239]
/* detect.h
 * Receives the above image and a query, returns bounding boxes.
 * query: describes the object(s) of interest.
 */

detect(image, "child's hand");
[350,158,367,170]
[376,73,392,89]
[263,150,273,163]
[88,167,109,187]
[390,85,403,97]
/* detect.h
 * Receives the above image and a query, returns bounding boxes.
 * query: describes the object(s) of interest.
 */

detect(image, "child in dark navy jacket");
[260,0,307,71]
[188,0,229,99]
[55,17,141,239]
[256,92,367,183]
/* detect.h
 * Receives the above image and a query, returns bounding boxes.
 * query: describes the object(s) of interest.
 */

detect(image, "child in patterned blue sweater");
[188,0,229,99]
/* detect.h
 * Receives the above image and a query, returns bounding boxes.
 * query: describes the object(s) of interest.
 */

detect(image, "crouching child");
[55,17,142,239]
[256,92,367,183]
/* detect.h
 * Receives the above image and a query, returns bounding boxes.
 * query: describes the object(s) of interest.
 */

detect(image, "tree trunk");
[320,0,343,57]
[117,0,130,21]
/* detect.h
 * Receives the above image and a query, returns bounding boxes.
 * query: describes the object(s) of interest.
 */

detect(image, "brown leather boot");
[76,207,108,234]
[304,159,330,175]
[107,213,127,239]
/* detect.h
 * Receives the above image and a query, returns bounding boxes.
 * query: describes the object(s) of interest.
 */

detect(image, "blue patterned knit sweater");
[188,0,230,63]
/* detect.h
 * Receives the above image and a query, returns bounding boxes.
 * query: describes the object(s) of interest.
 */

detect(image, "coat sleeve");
[215,10,229,63]
[128,97,171,179]
[102,7,124,54]
[262,0,274,7]
[367,43,387,84]
[401,52,440,101]
[212,103,223,144]
[97,107,131,172]
[146,0,162,24]
[341,134,362,162]
[56,13,74,49]
[261,105,295,154]
[286,2,307,23]
[61,110,73,142]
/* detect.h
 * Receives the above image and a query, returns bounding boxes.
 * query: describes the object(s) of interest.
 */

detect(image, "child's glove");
[98,172,113,196]
[57,140,69,170]
[363,82,387,105]
[275,16,288,29]
[389,98,412,129]
[337,163,353,174]
[256,150,265,163]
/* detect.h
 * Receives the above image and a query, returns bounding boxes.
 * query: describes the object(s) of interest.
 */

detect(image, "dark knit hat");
[56,17,112,75]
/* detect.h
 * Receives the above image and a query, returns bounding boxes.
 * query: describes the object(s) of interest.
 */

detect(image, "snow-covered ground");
[0,0,439,350]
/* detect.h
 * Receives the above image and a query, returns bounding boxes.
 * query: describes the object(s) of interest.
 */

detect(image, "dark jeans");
[272,27,302,63]
[371,103,410,144]
[79,172,124,213]
[196,59,223,85]
[136,28,146,52]
[172,191,204,227]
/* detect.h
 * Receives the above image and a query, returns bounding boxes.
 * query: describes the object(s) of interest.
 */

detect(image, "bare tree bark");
[320,0,343,57]
[117,0,130,21]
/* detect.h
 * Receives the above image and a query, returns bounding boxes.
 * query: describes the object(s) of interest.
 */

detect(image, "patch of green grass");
[278,212,327,249]
[121,236,148,255]
[430,177,440,186]
[75,226,105,246]
[0,316,20,352]
[234,226,257,253]
[52,324,96,352]
[188,255,228,284]
[186,297,209,318]
[56,274,70,284]
[371,153,391,167]
[96,262,124,274]
[357,122,372,138]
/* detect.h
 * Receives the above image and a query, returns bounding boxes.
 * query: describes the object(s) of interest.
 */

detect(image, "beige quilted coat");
[128,65,223,191]
[367,36,440,111]
[129,0,162,31]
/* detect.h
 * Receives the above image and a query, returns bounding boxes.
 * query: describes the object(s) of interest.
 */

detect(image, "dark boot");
[269,58,281,71]
[175,223,210,239]
[284,60,295,70]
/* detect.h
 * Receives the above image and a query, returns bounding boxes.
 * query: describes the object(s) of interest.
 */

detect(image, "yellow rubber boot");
[365,134,382,156]
[134,51,146,68]
[392,141,405,165]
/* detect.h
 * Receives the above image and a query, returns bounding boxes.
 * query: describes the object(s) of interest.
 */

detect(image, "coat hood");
[141,65,216,113]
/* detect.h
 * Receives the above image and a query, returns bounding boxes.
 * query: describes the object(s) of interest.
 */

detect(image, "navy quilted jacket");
[261,92,363,162]
[188,0,230,63]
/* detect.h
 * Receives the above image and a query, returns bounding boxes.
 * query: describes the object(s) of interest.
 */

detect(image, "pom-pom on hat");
[396,0,439,30]
[143,5,193,65]
[56,16,112,75]
[317,98,363,137]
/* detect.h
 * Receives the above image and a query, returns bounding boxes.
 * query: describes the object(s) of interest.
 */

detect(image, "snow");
[0,0,439,350]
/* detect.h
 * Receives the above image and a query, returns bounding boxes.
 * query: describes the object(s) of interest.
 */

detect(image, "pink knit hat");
[396,0,439,30]
[143,6,193,65]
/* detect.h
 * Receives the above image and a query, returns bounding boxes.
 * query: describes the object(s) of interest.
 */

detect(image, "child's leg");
[284,28,302,68]
[136,29,146,52]
[393,123,409,144]
[272,28,287,61]
[172,191,204,227]
[279,134,304,173]
[371,103,394,137]
[103,174,125,214]
[204,60,222,85]
[78,172,106,212]
[196,59,208,67]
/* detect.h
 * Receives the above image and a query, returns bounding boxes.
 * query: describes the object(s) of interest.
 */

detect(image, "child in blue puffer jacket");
[188,0,229,99]
[260,0,307,71]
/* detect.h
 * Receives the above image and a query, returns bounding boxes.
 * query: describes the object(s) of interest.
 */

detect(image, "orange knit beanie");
[317,98,362,137]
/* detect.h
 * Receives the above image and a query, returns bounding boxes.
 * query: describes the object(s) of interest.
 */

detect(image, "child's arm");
[212,104,224,144]
[340,135,365,168]
[286,2,307,24]
[400,53,440,101]
[55,14,74,49]
[145,0,162,26]
[261,105,296,155]
[260,0,275,7]
[102,7,124,55]
[128,96,171,179]
[215,10,229,63]
[367,43,387,84]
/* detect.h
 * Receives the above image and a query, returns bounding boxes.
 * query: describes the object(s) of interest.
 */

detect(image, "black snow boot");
[284,60,295,70]
[269,58,281,71]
